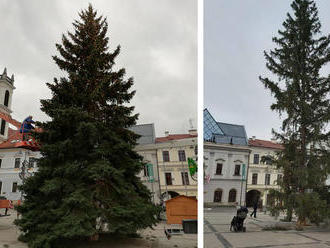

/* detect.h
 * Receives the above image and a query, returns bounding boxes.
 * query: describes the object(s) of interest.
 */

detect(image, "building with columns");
[204,109,250,206]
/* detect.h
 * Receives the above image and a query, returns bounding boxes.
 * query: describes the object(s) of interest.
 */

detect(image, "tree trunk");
[285,207,293,222]
[89,233,99,241]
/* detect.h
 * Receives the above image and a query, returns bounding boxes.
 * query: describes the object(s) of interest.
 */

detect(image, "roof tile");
[248,139,283,149]
[155,134,197,143]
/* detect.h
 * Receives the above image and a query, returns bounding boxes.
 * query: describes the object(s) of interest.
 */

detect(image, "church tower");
[0,68,15,141]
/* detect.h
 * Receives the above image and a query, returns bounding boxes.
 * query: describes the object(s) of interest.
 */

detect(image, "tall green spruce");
[260,0,330,224]
[15,5,159,248]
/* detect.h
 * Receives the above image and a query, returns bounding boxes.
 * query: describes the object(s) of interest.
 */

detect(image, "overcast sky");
[205,0,330,140]
[0,0,197,137]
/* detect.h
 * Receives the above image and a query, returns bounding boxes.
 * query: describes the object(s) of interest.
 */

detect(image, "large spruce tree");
[260,0,330,223]
[15,5,159,248]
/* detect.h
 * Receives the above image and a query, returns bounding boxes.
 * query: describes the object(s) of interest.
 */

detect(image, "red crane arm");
[0,112,21,129]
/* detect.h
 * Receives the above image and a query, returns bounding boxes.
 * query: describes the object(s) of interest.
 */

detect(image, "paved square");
[205,207,330,248]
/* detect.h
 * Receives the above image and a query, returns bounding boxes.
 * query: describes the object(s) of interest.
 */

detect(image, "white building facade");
[204,142,250,206]
[203,109,250,206]
[0,68,15,142]
[156,132,198,199]
[0,148,41,201]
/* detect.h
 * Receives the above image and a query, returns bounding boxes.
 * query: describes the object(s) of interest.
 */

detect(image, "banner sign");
[188,158,197,176]
[242,164,246,180]
[147,163,154,182]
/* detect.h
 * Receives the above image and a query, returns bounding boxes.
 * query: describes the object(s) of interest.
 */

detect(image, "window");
[0,120,5,135]
[4,90,9,107]
[234,164,240,176]
[162,151,170,162]
[253,154,259,164]
[165,173,172,185]
[181,172,189,185]
[178,150,186,161]
[14,158,20,168]
[277,174,283,185]
[214,189,222,202]
[252,173,258,185]
[228,189,237,202]
[29,158,36,168]
[12,182,18,193]
[215,163,223,175]
[143,165,148,177]
[0,159,2,168]
[0,181,2,194]
[265,174,271,185]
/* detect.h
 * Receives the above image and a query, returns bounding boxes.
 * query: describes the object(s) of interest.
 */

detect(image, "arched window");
[228,189,237,202]
[4,90,9,107]
[213,189,222,202]
[0,120,5,135]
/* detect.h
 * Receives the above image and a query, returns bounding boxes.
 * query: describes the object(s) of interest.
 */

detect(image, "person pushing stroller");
[230,206,248,232]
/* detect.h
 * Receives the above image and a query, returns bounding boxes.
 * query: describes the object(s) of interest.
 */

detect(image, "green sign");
[242,164,246,180]
[188,158,197,176]
[147,163,154,182]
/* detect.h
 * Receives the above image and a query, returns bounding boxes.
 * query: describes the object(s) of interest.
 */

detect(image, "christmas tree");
[15,5,159,247]
[260,0,330,223]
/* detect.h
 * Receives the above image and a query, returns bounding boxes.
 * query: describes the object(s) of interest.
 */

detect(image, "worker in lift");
[20,116,35,140]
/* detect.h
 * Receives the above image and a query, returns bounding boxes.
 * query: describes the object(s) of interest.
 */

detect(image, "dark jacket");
[20,117,35,133]
[253,202,258,210]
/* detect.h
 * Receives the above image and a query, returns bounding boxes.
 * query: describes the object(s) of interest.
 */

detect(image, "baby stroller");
[230,206,248,232]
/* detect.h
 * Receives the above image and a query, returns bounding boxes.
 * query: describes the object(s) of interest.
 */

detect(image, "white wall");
[204,143,249,205]
[0,148,41,200]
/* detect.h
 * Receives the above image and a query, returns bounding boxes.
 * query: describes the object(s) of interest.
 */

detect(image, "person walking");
[250,200,258,218]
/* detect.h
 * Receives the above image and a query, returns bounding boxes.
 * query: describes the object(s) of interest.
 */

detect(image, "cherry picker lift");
[0,112,40,216]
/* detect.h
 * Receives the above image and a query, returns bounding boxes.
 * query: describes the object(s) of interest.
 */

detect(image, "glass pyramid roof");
[204,108,224,140]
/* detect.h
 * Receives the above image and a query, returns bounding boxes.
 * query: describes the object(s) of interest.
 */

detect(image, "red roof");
[248,139,283,150]
[155,134,197,143]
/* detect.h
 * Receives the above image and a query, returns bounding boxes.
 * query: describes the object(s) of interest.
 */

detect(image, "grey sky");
[205,0,330,140]
[0,0,197,137]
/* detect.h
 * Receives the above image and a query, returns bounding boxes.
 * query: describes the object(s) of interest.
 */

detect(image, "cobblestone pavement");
[204,207,330,248]
[0,209,196,248]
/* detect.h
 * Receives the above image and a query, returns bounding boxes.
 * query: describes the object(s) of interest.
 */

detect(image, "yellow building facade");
[156,131,198,199]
